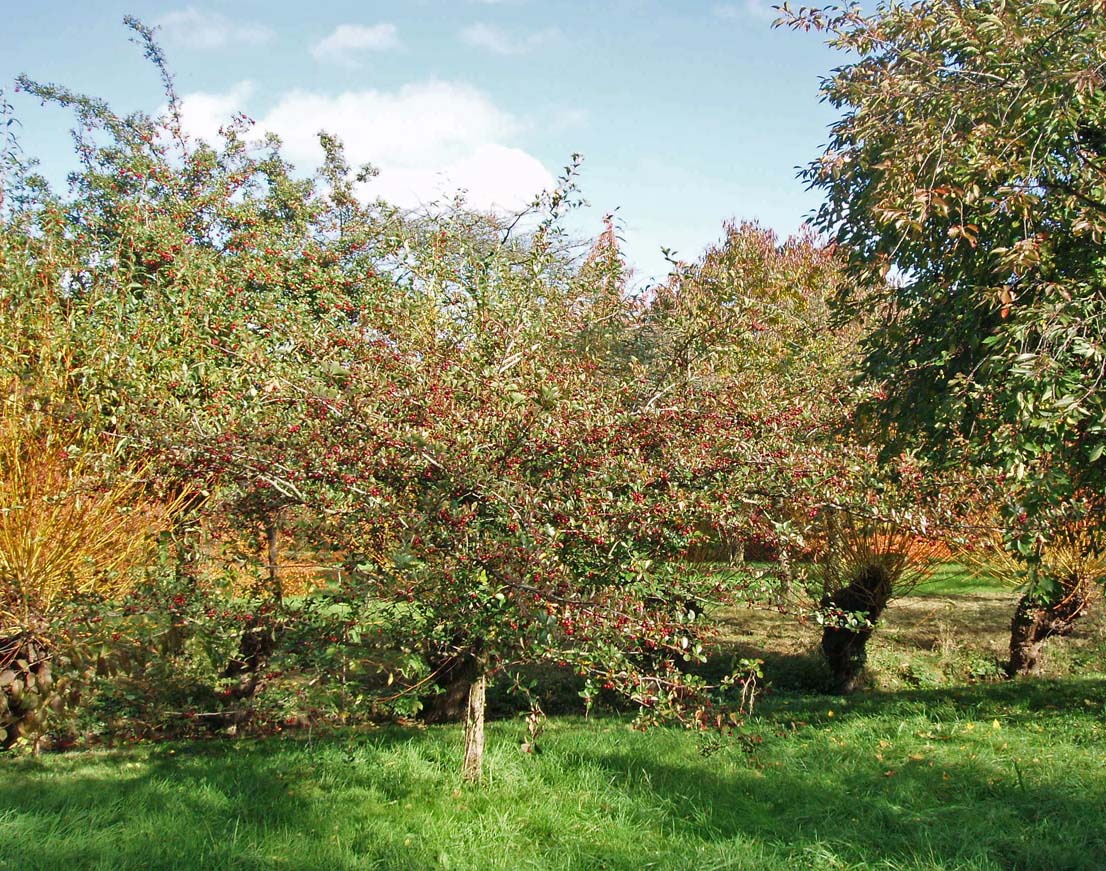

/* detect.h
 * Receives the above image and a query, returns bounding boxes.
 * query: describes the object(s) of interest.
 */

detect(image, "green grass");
[711,557,1106,692]
[912,563,1007,598]
[3,564,1104,870]
[3,678,1106,871]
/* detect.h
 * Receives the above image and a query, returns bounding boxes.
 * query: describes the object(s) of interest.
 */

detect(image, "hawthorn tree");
[7,21,780,773]
[5,19,410,726]
[637,222,858,570]
[298,205,786,779]
[785,0,1106,668]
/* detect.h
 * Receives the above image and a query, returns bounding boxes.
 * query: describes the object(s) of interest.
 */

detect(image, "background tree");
[646,221,966,691]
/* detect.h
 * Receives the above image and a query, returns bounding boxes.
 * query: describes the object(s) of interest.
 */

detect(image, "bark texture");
[461,663,487,782]
[820,564,894,694]
[1007,588,1089,676]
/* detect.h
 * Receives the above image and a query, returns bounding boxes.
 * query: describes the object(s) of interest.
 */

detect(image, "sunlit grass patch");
[3,678,1106,871]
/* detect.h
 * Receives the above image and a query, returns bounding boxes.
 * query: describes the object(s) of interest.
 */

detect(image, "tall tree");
[785,0,1106,533]
[785,0,1106,668]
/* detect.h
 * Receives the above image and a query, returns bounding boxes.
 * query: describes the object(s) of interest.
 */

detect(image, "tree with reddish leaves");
[292,205,763,779]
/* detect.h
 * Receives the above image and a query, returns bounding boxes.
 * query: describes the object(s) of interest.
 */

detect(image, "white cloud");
[713,1,777,22]
[176,82,256,142]
[460,23,559,55]
[177,81,555,212]
[366,144,551,211]
[155,7,272,50]
[311,23,402,67]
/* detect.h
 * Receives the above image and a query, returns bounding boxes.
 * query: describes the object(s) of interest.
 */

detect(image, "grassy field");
[2,571,1105,871]
[911,562,1007,597]
[719,562,1106,692]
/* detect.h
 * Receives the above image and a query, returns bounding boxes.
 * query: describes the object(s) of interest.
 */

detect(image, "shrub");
[0,393,175,749]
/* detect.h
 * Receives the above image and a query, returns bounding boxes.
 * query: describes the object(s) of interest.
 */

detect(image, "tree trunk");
[218,514,286,724]
[820,564,893,694]
[222,610,281,697]
[461,660,487,782]
[421,644,480,724]
[265,515,284,607]
[0,632,59,751]
[1007,589,1089,676]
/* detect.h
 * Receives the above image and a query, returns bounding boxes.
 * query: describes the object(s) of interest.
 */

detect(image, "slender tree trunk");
[778,547,793,608]
[266,515,283,607]
[219,514,285,724]
[1007,588,1088,676]
[164,499,203,656]
[461,658,487,782]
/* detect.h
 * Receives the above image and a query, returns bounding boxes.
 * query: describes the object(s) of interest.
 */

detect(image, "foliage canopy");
[787,0,1106,537]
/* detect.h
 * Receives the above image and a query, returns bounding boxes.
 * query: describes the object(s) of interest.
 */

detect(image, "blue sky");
[6,1,841,284]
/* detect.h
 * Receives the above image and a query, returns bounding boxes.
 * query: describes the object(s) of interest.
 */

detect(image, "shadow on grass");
[579,677,1106,870]
[0,727,445,871]
[582,742,1106,870]
[1,680,1105,870]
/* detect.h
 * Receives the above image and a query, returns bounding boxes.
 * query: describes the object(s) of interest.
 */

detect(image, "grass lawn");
[912,563,1007,598]
[2,679,1106,871]
[715,559,1106,692]
[2,568,1105,871]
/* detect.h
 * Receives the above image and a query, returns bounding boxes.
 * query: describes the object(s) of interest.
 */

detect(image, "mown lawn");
[3,568,1105,871]
[912,562,1006,597]
[2,676,1106,871]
